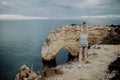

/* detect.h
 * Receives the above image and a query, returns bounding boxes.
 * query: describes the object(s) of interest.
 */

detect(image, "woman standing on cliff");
[79,22,89,64]
[71,22,94,65]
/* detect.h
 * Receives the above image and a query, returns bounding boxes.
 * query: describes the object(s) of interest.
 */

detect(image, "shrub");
[102,34,120,44]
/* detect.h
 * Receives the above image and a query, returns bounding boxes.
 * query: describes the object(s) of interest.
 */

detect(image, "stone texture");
[41,24,111,60]
[15,64,37,80]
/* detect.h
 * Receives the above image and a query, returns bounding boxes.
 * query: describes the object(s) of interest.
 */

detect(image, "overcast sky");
[0,0,120,20]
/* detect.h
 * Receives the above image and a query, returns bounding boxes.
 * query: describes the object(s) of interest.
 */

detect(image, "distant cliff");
[41,24,110,60]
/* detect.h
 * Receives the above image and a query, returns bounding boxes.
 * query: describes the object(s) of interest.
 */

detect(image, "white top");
[80,29,88,44]
[80,33,88,39]
[80,29,88,38]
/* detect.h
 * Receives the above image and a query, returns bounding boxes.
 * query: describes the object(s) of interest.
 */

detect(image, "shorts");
[79,39,88,48]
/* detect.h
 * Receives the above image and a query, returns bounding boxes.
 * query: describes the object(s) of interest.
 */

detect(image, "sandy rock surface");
[41,25,110,60]
[47,45,120,80]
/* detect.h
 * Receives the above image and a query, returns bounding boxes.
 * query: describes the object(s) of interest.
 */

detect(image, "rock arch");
[41,24,110,61]
[56,48,69,64]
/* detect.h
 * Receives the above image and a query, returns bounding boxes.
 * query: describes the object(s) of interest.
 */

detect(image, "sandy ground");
[47,45,120,80]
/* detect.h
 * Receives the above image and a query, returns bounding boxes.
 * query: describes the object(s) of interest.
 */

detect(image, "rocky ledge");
[15,45,120,80]
[15,24,120,80]
[46,45,120,80]
[41,24,112,61]
[15,65,37,80]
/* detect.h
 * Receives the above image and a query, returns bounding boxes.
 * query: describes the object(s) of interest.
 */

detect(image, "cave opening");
[56,48,69,65]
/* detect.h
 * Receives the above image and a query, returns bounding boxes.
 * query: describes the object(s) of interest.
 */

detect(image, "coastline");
[15,25,120,80]
[44,45,120,80]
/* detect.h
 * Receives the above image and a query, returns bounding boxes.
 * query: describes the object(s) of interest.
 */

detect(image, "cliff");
[15,65,37,80]
[41,24,110,60]
[15,25,120,80]
[15,45,120,80]
[45,45,120,80]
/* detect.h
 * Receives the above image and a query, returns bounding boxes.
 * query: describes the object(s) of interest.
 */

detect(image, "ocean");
[0,19,119,80]
[0,20,84,80]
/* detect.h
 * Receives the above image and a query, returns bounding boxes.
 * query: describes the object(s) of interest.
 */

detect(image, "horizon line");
[0,14,120,20]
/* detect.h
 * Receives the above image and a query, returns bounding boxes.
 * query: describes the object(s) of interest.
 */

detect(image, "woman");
[79,22,89,64]
[71,22,94,65]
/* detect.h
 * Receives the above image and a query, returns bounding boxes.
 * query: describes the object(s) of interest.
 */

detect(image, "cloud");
[0,14,49,20]
[0,0,120,21]
[55,0,102,9]
[50,15,120,20]
[1,1,9,5]
[80,15,120,19]
[0,14,120,20]
[0,1,13,6]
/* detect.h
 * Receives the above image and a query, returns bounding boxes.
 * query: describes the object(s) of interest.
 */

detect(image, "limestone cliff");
[15,65,37,80]
[41,24,110,60]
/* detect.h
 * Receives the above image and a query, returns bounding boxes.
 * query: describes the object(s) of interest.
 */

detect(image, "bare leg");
[84,47,88,63]
[79,48,82,64]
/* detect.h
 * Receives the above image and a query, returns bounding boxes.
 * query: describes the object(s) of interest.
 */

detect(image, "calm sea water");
[0,19,119,80]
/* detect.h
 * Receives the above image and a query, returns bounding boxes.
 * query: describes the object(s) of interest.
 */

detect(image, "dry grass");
[39,66,63,80]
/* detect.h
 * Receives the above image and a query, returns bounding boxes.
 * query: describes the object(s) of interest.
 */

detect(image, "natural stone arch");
[41,24,110,61]
[56,48,69,65]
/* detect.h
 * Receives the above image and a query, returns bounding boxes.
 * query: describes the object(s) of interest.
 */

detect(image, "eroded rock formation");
[15,65,37,80]
[41,24,110,61]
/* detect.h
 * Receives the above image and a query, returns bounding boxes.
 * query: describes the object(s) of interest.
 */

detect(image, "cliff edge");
[41,24,110,60]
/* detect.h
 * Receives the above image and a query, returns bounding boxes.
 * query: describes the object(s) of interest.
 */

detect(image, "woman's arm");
[88,27,96,31]
[75,27,81,31]
[69,27,81,31]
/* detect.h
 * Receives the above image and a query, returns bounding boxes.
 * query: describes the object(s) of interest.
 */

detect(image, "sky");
[0,0,120,20]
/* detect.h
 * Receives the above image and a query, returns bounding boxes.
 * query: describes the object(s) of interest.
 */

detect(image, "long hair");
[81,22,88,33]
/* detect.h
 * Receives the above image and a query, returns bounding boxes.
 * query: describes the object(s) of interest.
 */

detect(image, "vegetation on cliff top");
[102,34,120,44]
[108,57,120,80]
